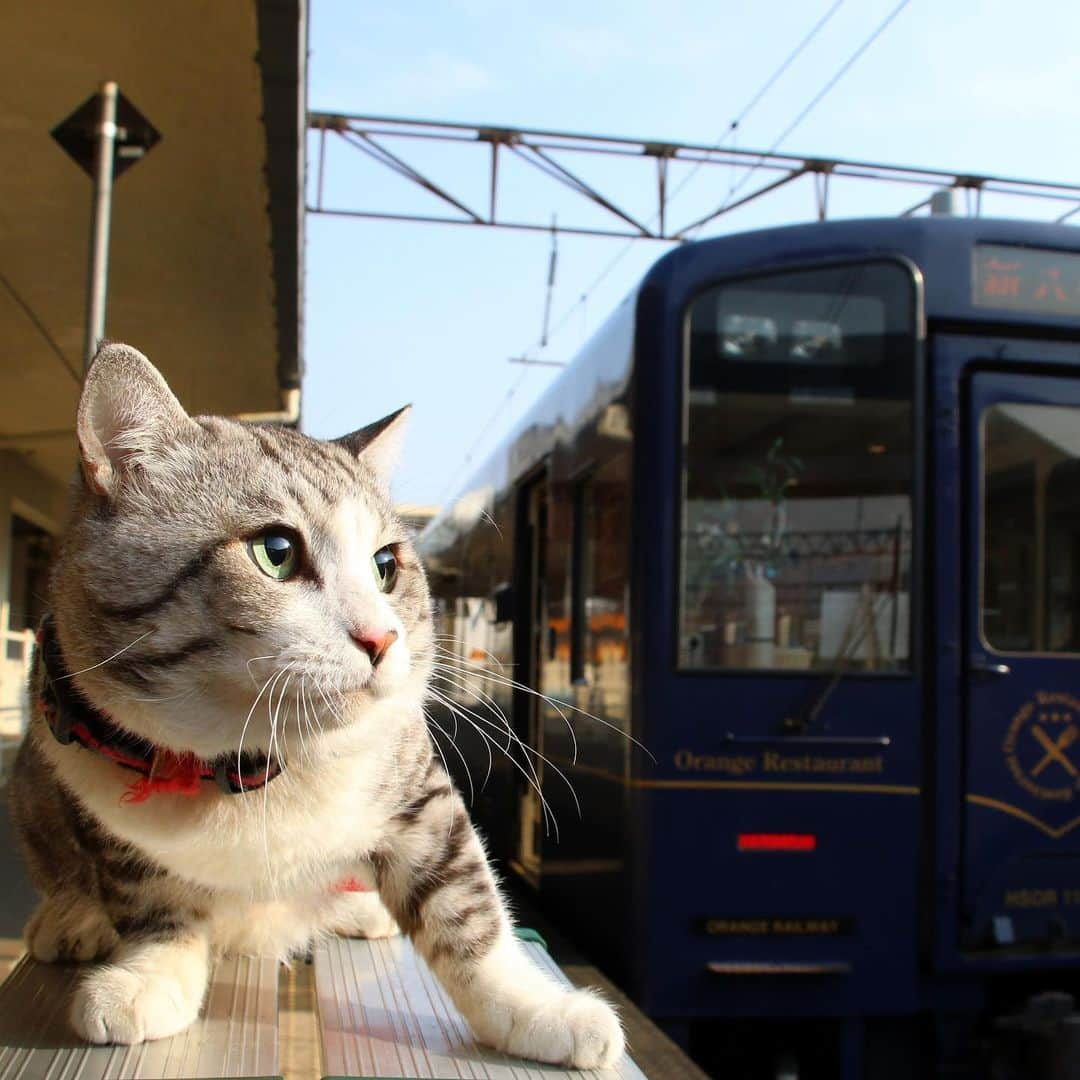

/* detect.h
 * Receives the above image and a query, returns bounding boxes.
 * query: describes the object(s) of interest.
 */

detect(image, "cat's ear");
[335,405,410,478]
[77,342,197,497]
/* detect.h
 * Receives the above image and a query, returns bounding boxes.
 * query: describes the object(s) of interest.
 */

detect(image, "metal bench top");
[0,953,279,1080]
[315,935,647,1080]
[0,934,648,1080]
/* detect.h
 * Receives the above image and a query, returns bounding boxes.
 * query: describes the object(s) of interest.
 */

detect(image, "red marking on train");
[737,833,817,852]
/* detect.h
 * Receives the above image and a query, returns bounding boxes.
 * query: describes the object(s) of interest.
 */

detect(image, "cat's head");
[50,342,432,759]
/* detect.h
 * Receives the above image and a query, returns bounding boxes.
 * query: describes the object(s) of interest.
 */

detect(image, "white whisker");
[422,697,476,807]
[426,676,581,825]
[237,664,289,788]
[426,684,569,838]
[245,653,280,685]
[303,679,325,740]
[272,671,294,765]
[316,681,347,728]
[294,674,309,761]
[421,708,458,837]
[56,630,155,681]
[425,668,501,786]
[431,636,507,672]
[431,646,655,760]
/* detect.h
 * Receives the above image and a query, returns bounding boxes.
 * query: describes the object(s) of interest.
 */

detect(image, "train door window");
[542,477,572,700]
[570,476,591,685]
[982,403,1080,653]
[565,458,631,725]
[679,260,917,672]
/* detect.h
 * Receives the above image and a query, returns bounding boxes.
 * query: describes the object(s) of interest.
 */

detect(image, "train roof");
[420,215,1080,561]
[419,286,636,569]
[643,215,1080,326]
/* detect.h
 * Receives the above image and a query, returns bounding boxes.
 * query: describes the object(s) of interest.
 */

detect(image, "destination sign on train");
[973,244,1080,316]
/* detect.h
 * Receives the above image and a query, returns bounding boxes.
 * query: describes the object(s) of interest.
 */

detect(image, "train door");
[962,369,1080,949]
[513,471,548,883]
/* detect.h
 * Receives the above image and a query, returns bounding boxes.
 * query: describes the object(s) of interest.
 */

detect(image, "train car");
[418,217,1080,1078]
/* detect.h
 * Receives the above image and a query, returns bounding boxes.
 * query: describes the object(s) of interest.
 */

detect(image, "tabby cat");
[9,343,622,1068]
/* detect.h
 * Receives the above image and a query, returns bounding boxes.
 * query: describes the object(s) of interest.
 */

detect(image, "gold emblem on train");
[1003,692,1080,803]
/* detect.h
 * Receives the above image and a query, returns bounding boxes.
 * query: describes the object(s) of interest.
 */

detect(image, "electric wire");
[685,0,913,238]
[668,0,846,208]
[442,0,911,503]
[538,0,848,353]
[444,365,531,498]
[440,0,847,500]
[548,0,910,340]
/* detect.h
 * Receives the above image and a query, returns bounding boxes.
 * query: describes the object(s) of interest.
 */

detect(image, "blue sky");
[303,0,1080,507]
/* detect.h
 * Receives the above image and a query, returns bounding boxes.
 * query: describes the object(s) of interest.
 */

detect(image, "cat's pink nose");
[350,627,398,667]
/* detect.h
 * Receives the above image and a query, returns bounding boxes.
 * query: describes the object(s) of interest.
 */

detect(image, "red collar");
[38,617,281,802]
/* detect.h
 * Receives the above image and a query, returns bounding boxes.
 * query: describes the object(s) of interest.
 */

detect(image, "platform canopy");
[0,0,305,489]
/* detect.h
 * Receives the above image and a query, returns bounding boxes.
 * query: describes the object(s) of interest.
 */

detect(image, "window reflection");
[983,404,1080,653]
[561,460,629,729]
[679,262,916,672]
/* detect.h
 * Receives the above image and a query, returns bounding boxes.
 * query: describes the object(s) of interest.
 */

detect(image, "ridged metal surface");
[315,936,647,1079]
[0,953,279,1079]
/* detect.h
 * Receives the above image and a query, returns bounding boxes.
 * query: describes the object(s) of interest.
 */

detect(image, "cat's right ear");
[77,342,196,497]
[334,405,411,479]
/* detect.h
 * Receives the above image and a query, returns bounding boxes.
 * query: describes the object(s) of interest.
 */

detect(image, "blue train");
[419,217,1080,1077]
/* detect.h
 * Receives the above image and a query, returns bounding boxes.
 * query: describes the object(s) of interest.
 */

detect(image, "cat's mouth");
[299,666,403,714]
[344,668,398,701]
[246,641,409,704]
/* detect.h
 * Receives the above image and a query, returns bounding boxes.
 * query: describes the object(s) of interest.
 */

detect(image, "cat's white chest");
[152,763,388,894]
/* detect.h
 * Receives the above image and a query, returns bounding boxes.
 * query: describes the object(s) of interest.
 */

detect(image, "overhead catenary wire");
[441,0,915,504]
[667,0,847,209]
[537,0,849,353]
[440,1,848,500]
[548,0,915,343]
[440,366,531,500]
[685,0,913,238]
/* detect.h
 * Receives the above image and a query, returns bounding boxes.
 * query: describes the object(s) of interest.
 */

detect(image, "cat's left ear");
[335,405,410,478]
[77,342,198,497]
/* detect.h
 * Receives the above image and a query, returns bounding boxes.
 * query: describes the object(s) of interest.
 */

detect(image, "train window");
[563,459,631,725]
[983,404,1080,653]
[679,260,916,672]
[570,477,591,684]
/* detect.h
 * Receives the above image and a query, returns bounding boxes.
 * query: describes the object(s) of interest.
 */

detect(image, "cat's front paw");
[477,987,624,1070]
[26,893,118,963]
[70,939,209,1044]
[329,891,400,940]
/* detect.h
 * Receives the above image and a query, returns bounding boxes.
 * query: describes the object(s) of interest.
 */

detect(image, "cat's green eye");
[372,546,398,593]
[251,530,301,581]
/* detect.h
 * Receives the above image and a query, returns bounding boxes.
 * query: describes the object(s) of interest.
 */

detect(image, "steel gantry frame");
[308,112,1080,241]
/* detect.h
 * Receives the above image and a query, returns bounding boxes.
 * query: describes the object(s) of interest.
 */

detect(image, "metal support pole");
[83,81,118,373]
[815,171,831,221]
[657,155,668,237]
[317,124,327,211]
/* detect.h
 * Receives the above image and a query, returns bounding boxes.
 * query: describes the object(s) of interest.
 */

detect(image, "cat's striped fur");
[9,343,623,1067]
